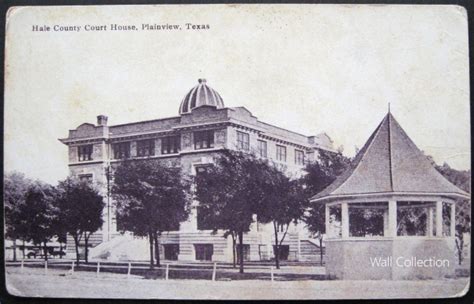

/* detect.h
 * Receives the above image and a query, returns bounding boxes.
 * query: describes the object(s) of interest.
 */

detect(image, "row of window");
[76,130,305,164]
[162,243,291,261]
[76,130,215,161]
[237,131,305,165]
[327,202,454,238]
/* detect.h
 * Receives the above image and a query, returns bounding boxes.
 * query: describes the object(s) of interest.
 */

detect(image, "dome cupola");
[179,79,224,115]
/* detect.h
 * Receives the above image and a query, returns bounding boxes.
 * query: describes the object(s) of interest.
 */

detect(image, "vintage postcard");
[4,4,471,300]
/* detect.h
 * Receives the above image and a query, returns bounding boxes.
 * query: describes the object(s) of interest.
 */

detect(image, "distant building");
[59,79,335,262]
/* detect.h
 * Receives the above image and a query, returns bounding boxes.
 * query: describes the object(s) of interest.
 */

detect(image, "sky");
[5,4,470,184]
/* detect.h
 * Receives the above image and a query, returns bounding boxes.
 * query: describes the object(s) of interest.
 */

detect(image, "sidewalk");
[5,267,469,299]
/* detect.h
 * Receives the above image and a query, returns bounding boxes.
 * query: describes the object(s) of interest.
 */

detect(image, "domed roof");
[179,79,224,114]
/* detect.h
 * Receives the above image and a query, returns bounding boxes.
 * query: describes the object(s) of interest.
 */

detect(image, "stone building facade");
[59,79,335,262]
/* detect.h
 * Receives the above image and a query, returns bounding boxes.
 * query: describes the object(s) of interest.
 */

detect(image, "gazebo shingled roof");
[311,113,470,201]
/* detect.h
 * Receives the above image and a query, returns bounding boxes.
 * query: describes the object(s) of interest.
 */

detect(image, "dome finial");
[198,78,207,84]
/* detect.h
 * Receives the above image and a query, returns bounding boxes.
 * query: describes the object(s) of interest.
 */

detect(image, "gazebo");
[311,112,470,280]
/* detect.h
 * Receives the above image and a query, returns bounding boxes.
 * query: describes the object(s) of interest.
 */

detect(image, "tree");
[435,162,471,193]
[4,172,32,261]
[302,150,351,264]
[19,182,59,261]
[56,177,104,264]
[112,160,191,269]
[435,162,471,265]
[257,168,306,269]
[195,150,273,273]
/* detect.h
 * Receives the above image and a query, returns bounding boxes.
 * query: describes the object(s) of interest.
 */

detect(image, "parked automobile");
[50,250,66,258]
[26,248,41,259]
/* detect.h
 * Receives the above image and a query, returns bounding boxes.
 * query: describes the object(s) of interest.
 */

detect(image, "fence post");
[21,259,24,273]
[71,261,75,274]
[127,262,131,279]
[96,262,100,277]
[165,264,169,280]
[212,262,217,281]
[44,260,48,275]
[270,266,274,282]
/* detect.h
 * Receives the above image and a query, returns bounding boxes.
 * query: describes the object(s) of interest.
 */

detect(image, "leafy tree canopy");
[302,150,351,236]
[112,159,191,236]
[4,171,32,240]
[195,150,273,234]
[20,181,59,245]
[56,177,104,237]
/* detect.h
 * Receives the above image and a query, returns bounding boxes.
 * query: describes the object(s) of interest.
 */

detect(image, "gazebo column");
[388,200,397,237]
[341,202,349,238]
[436,201,443,237]
[450,202,456,237]
[383,208,389,236]
[427,207,434,237]
[325,204,330,237]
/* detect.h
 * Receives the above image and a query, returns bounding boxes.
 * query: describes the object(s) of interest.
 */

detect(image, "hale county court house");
[59,79,336,262]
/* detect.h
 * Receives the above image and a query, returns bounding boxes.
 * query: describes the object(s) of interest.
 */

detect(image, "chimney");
[97,115,108,126]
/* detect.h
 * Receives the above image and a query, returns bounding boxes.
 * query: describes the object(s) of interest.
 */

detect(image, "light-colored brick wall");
[62,105,335,261]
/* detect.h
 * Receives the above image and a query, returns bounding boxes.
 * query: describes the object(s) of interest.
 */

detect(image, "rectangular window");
[136,139,155,157]
[195,164,212,176]
[273,245,290,261]
[78,174,93,183]
[397,201,433,236]
[236,131,250,151]
[442,202,452,237]
[77,145,93,161]
[163,244,179,261]
[257,140,267,158]
[194,130,214,150]
[276,145,287,162]
[161,136,180,154]
[295,149,305,165]
[194,244,213,261]
[113,142,130,159]
[349,202,387,237]
[327,204,342,238]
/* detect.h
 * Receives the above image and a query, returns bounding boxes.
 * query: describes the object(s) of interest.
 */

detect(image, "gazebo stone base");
[325,238,456,280]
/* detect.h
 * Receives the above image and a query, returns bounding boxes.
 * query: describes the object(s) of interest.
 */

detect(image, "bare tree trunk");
[84,233,89,263]
[456,236,464,265]
[319,236,324,265]
[59,242,63,259]
[273,222,280,269]
[148,231,154,270]
[43,241,48,262]
[73,234,81,265]
[238,231,244,274]
[153,231,161,267]
[12,239,17,262]
[231,232,236,268]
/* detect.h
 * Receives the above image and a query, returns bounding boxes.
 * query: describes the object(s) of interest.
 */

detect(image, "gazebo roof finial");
[311,112,470,202]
